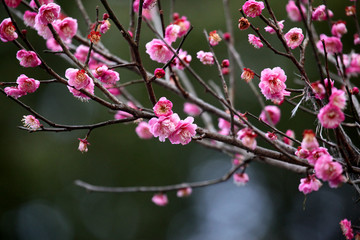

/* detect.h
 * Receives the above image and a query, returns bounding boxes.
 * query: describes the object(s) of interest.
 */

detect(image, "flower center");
[44,10,56,23]
[5,23,15,35]
[291,34,299,41]
[76,70,87,83]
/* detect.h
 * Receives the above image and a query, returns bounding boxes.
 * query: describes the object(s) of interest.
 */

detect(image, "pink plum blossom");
[340,219,354,240]
[133,0,152,20]
[248,34,263,48]
[172,49,191,70]
[143,0,157,9]
[93,65,108,78]
[164,24,180,44]
[312,5,333,21]
[152,193,168,206]
[259,105,281,125]
[183,103,201,116]
[177,187,192,197]
[153,97,173,117]
[35,3,61,25]
[307,147,330,165]
[74,45,92,63]
[354,33,360,45]
[331,21,347,38]
[23,11,37,28]
[311,81,326,100]
[29,0,53,8]
[65,68,91,90]
[98,20,111,34]
[328,174,346,188]
[345,53,360,76]
[314,154,343,182]
[218,117,231,136]
[318,104,345,129]
[0,18,18,42]
[284,27,304,49]
[242,0,265,18]
[46,37,64,51]
[135,122,153,139]
[95,68,120,84]
[4,86,26,99]
[145,39,173,63]
[168,117,197,145]
[233,154,245,165]
[16,74,40,93]
[34,22,52,39]
[208,30,221,46]
[5,0,22,8]
[104,84,121,96]
[264,20,284,34]
[259,67,290,103]
[197,51,214,65]
[67,79,95,101]
[283,129,295,146]
[317,34,343,54]
[53,17,78,40]
[301,130,319,152]
[78,138,89,153]
[237,128,257,150]
[295,147,310,159]
[173,15,191,37]
[16,50,41,68]
[114,110,133,120]
[298,174,322,194]
[286,0,306,22]
[233,173,250,186]
[266,132,278,140]
[22,115,41,130]
[329,88,347,110]
[149,114,180,142]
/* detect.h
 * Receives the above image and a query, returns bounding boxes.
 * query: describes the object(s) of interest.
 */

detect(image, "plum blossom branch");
[75,158,252,193]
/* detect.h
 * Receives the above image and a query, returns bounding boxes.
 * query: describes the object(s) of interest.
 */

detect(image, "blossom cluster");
[145,13,191,69]
[318,86,347,129]
[297,130,346,194]
[5,74,40,99]
[148,97,197,145]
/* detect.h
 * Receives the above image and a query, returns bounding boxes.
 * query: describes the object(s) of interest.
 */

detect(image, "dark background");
[0,0,359,239]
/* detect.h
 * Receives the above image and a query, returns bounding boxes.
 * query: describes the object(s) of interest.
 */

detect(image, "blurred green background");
[0,0,359,239]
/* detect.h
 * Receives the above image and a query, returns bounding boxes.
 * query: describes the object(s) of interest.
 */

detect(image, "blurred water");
[167,156,273,240]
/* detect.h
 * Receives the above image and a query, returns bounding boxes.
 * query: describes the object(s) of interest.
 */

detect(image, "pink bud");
[152,193,168,206]
[223,32,231,41]
[154,68,165,78]
[177,187,192,197]
[233,173,250,186]
[78,138,90,153]
[351,87,359,95]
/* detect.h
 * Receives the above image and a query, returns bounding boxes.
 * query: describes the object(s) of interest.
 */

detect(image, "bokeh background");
[1,0,359,239]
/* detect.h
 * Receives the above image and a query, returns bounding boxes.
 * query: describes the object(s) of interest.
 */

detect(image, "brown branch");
[75,159,252,193]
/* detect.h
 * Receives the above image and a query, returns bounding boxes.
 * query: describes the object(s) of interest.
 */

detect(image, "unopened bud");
[351,87,359,95]
[154,68,165,78]
[103,13,109,20]
[238,17,250,30]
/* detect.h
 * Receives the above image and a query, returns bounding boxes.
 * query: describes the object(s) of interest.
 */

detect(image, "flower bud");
[238,17,250,30]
